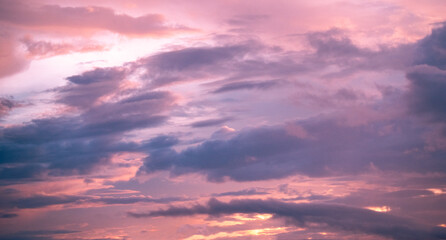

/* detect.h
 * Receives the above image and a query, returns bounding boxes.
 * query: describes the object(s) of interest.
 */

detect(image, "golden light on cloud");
[1,1,445,240]
[183,227,289,240]
[365,206,391,212]
[207,220,244,227]
[428,188,445,195]
[232,213,273,221]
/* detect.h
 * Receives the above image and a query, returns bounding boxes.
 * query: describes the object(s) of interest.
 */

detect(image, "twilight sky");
[1,0,446,239]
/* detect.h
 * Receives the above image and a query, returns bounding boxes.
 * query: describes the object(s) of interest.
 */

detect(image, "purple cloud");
[128,198,446,240]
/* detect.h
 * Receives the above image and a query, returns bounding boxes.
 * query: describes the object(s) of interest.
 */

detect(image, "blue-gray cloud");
[190,117,233,128]
[128,198,446,240]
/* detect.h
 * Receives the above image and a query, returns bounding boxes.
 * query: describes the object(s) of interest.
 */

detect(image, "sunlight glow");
[365,206,391,212]
[183,227,289,240]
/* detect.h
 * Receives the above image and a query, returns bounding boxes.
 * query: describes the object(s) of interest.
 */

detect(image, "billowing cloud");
[406,65,446,122]
[406,24,446,123]
[0,69,176,182]
[305,28,416,76]
[139,113,444,181]
[0,97,19,117]
[0,33,29,79]
[414,24,446,69]
[212,79,285,93]
[190,117,233,128]
[1,2,445,239]
[21,37,106,58]
[0,0,188,35]
[57,67,127,109]
[0,230,80,240]
[212,188,269,197]
[128,198,446,240]
[0,194,190,209]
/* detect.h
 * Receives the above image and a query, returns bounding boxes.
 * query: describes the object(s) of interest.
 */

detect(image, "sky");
[0,0,446,239]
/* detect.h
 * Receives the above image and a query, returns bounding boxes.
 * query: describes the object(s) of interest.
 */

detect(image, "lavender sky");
[0,0,446,239]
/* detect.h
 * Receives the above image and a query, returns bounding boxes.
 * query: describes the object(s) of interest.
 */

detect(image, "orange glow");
[365,206,391,212]
[207,220,244,227]
[428,188,444,195]
[232,213,273,221]
[183,227,289,240]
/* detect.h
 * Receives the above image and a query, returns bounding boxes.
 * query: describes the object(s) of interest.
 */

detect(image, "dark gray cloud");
[10,195,84,209]
[139,113,444,182]
[130,40,308,91]
[0,194,190,210]
[1,49,176,184]
[128,198,445,240]
[0,97,19,117]
[143,135,180,149]
[212,79,284,93]
[328,188,446,226]
[0,0,188,35]
[0,213,17,218]
[414,24,446,70]
[304,28,416,76]
[135,25,446,183]
[57,67,126,109]
[211,188,269,197]
[407,65,446,122]
[137,44,254,88]
[90,196,191,205]
[139,125,303,182]
[0,164,46,182]
[0,88,175,183]
[190,117,233,128]
[405,25,446,123]
[0,229,80,240]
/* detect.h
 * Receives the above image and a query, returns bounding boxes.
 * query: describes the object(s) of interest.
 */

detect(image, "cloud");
[131,40,309,91]
[212,188,269,197]
[190,117,233,128]
[138,44,254,88]
[21,37,106,58]
[0,33,29,79]
[0,213,18,218]
[139,111,443,182]
[0,0,189,35]
[90,196,191,205]
[305,28,415,75]
[144,135,180,149]
[128,198,445,240]
[406,24,446,123]
[0,97,19,117]
[57,67,126,109]
[406,65,446,122]
[0,194,190,209]
[414,24,446,69]
[0,229,80,240]
[0,87,175,182]
[9,195,84,209]
[212,79,284,93]
[135,25,446,183]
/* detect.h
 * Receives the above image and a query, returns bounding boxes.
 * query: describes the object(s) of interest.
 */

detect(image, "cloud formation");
[128,198,446,240]
[0,67,176,182]
[140,113,444,181]
[0,0,188,35]
[0,97,18,117]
